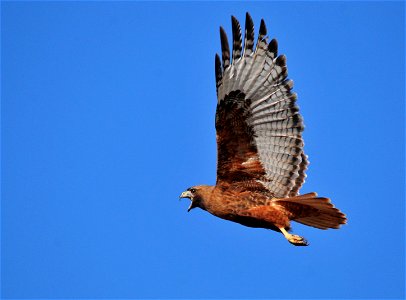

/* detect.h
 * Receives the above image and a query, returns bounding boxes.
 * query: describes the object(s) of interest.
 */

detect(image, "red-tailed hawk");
[180,13,346,246]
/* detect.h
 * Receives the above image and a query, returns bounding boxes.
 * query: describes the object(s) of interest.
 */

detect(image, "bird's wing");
[215,13,308,198]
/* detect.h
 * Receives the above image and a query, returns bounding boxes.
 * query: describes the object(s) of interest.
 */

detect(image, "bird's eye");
[190,188,196,193]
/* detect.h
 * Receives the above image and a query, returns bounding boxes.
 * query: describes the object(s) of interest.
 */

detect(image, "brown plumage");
[180,13,346,246]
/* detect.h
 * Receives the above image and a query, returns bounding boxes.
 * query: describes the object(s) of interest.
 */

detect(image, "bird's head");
[179,185,213,212]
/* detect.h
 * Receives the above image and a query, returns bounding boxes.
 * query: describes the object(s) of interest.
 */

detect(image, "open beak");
[179,190,194,212]
[179,190,193,199]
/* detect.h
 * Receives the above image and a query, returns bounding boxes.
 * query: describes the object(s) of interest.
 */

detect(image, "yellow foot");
[280,228,309,246]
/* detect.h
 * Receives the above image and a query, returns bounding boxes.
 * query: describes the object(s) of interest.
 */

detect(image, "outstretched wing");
[215,13,308,198]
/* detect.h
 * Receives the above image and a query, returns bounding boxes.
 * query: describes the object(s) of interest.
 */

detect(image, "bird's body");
[180,13,346,246]
[189,185,286,231]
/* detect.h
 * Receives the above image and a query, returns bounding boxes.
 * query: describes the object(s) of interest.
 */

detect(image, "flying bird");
[180,13,346,246]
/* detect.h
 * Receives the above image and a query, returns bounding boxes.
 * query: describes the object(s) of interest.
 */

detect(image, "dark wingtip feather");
[245,12,251,20]
[220,26,230,70]
[283,79,294,91]
[245,12,254,33]
[275,54,287,67]
[231,15,242,62]
[255,18,267,51]
[268,38,278,57]
[244,12,255,56]
[259,19,267,39]
[215,53,223,89]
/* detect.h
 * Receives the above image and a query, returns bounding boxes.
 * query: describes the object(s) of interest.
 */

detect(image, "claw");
[287,234,309,246]
[279,227,309,247]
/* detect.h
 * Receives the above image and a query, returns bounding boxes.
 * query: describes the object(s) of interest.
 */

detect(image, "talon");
[279,227,309,247]
[287,234,309,246]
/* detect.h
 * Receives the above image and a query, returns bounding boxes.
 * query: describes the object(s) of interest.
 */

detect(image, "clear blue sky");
[1,1,404,299]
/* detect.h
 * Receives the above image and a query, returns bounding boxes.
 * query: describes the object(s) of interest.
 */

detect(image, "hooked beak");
[179,190,193,200]
[179,190,194,212]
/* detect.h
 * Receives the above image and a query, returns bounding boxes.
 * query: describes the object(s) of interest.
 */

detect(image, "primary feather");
[215,13,307,198]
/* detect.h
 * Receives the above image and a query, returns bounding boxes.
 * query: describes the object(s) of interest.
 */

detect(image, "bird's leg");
[279,227,309,246]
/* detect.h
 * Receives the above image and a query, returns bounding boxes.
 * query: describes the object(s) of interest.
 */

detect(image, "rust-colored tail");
[274,193,347,230]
